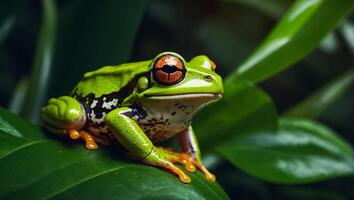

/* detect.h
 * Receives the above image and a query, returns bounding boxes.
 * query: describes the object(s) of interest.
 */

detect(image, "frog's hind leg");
[41,96,98,149]
[41,96,86,130]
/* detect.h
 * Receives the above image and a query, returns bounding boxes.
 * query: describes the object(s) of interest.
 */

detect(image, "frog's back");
[72,60,152,98]
[71,60,151,137]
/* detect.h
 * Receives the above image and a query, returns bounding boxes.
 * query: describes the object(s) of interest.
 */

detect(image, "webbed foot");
[163,148,216,182]
[144,147,215,183]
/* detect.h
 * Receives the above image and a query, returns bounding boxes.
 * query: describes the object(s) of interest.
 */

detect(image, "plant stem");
[22,0,57,123]
[9,77,29,114]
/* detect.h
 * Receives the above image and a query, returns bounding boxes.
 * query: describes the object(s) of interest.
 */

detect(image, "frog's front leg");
[105,107,192,183]
[178,126,216,181]
[41,96,99,149]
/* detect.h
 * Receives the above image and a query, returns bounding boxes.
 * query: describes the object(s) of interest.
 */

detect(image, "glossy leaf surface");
[0,107,229,200]
[217,118,354,184]
[226,0,354,84]
[194,81,278,148]
[224,0,291,19]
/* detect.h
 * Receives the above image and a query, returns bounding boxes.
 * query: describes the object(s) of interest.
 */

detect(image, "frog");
[41,52,223,183]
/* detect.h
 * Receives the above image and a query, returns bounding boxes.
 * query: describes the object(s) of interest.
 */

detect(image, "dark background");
[0,0,353,199]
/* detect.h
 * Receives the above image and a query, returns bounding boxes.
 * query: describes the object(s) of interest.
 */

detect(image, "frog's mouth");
[141,93,222,113]
[144,93,222,101]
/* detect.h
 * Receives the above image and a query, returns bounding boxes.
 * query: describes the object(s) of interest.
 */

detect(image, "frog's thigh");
[105,107,153,158]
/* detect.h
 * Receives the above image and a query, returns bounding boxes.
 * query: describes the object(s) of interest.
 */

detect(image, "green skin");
[41,52,223,183]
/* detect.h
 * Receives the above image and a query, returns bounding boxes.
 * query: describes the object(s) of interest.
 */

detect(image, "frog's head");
[135,52,223,104]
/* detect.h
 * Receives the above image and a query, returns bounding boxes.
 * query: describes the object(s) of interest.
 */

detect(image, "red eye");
[153,54,186,85]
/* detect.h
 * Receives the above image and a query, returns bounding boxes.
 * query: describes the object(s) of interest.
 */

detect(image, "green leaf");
[340,20,354,54]
[0,107,229,200]
[194,81,278,148]
[223,0,292,19]
[226,0,354,84]
[286,69,354,118]
[319,32,338,53]
[217,118,354,184]
[280,188,346,200]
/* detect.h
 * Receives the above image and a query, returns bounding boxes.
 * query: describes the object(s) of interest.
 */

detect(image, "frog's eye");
[153,54,186,85]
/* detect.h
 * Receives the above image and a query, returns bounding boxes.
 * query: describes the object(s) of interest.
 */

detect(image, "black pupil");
[160,65,179,73]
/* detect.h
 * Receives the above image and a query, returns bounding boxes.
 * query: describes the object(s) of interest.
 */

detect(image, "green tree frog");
[41,52,223,183]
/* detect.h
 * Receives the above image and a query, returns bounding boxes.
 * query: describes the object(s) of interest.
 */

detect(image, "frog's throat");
[144,93,222,101]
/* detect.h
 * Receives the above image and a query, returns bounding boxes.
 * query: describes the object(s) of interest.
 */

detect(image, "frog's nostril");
[204,75,212,82]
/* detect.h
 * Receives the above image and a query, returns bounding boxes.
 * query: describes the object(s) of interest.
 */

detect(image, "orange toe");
[185,162,196,172]
[68,129,80,139]
[79,130,98,150]
[158,147,216,182]
[191,160,216,182]
[164,161,191,184]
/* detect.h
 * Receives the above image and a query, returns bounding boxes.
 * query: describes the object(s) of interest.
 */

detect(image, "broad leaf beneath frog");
[0,107,229,200]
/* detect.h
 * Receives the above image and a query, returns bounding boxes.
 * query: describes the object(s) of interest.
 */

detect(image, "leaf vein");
[0,140,49,160]
[45,164,137,199]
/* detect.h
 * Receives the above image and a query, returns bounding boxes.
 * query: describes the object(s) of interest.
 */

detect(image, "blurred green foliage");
[0,0,353,199]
